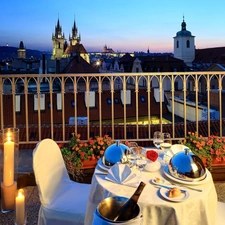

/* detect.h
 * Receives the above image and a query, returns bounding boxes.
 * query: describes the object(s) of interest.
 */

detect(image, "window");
[177,40,179,48]
[186,40,190,48]
[57,93,62,110]
[114,98,120,104]
[15,95,21,112]
[34,94,45,111]
[107,98,111,104]
[140,96,146,103]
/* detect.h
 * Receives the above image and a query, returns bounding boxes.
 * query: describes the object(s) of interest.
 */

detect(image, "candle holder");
[0,128,19,213]
[14,189,27,225]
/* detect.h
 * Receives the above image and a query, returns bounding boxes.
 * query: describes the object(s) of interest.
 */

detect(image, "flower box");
[81,157,98,169]
[60,133,115,181]
[181,132,225,170]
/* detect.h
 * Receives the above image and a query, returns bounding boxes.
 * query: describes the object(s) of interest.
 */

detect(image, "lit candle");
[3,132,14,187]
[15,189,25,225]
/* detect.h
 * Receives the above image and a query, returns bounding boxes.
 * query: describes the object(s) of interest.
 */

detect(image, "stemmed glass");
[160,132,172,165]
[127,142,138,166]
[153,131,163,149]
[128,142,143,160]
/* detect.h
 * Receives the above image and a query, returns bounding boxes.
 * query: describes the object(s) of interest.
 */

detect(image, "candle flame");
[7,132,12,142]
[18,188,24,196]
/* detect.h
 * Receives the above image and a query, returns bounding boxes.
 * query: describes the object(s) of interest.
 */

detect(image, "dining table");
[84,158,218,225]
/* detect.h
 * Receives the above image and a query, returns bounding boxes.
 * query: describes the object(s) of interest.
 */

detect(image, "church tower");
[173,17,195,66]
[51,18,66,60]
[17,41,26,59]
[69,19,81,46]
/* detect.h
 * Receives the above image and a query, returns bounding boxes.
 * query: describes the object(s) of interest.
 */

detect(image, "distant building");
[193,47,225,70]
[17,41,26,59]
[173,17,195,67]
[103,45,114,53]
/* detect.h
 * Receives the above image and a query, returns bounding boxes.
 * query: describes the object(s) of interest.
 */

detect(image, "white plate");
[163,165,211,186]
[160,187,189,202]
[151,178,165,185]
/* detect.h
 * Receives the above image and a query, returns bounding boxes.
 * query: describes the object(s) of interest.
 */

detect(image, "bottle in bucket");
[114,181,146,222]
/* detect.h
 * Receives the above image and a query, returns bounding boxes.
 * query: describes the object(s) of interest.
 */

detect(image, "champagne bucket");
[94,196,142,224]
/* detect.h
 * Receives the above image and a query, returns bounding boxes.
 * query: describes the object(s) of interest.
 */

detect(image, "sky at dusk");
[1,0,225,53]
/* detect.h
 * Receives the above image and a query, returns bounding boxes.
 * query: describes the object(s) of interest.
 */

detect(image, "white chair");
[33,138,90,225]
[216,201,225,225]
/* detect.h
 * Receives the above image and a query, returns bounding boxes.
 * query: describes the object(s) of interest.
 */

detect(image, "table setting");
[84,136,218,225]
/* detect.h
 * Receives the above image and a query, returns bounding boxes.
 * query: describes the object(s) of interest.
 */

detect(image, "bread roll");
[168,187,181,198]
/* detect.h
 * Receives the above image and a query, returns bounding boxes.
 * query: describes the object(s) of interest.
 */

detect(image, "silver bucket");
[93,196,142,225]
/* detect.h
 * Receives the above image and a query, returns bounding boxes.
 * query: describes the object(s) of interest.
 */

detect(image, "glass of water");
[160,132,172,164]
[136,158,147,173]
[153,131,163,149]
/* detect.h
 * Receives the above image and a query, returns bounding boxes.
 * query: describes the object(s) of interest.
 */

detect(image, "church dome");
[176,18,192,37]
[176,29,192,36]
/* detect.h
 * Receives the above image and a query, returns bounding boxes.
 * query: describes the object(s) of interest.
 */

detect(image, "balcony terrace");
[0,72,225,224]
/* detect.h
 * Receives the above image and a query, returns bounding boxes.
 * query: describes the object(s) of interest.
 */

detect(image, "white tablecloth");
[84,165,217,225]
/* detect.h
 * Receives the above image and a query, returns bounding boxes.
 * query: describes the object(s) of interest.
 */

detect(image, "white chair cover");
[33,138,90,225]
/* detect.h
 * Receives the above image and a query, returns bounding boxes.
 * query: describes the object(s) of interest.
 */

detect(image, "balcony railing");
[0,72,224,149]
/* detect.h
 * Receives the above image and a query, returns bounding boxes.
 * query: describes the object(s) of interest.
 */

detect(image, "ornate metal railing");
[0,72,224,148]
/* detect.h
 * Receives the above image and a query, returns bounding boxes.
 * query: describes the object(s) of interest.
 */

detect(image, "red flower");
[146,150,158,162]
[79,152,85,158]
[58,143,64,148]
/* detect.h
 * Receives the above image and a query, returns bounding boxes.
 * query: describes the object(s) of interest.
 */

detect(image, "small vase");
[145,160,161,172]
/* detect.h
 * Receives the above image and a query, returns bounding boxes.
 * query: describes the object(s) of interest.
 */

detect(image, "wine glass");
[153,131,163,149]
[127,142,138,166]
[160,133,172,165]
[136,158,147,173]
[128,142,143,159]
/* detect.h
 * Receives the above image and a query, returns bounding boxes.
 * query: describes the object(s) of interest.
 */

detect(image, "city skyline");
[1,0,225,53]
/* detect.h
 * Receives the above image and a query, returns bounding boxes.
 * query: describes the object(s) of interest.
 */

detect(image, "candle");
[15,189,25,225]
[3,132,14,187]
